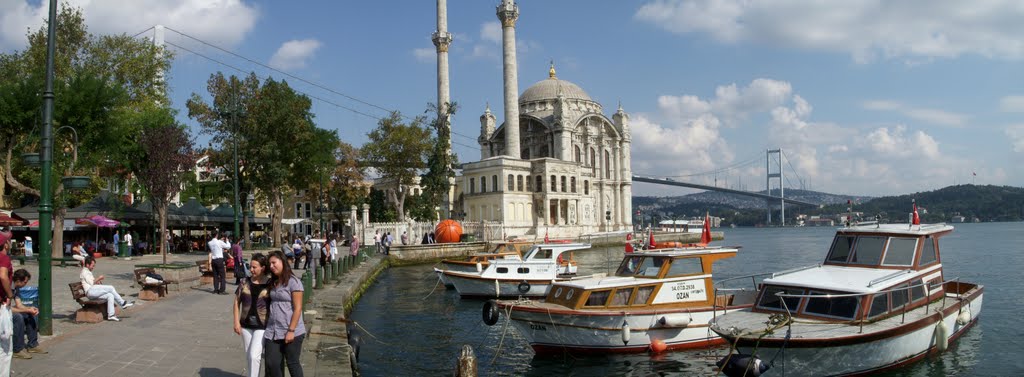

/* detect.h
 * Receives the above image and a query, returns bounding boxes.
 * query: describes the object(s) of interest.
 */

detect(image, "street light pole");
[232,83,241,241]
[318,171,325,236]
[36,0,58,336]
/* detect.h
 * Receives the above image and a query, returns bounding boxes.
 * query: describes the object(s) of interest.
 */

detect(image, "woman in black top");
[233,253,271,377]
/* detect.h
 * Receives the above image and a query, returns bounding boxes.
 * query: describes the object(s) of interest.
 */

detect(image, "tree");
[327,141,367,227]
[361,112,433,222]
[129,106,194,264]
[420,102,459,220]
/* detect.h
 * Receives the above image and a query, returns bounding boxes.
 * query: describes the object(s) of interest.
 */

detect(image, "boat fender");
[483,300,500,326]
[934,319,949,352]
[495,279,500,297]
[957,308,972,326]
[650,338,667,353]
[518,281,531,294]
[621,321,631,345]
[476,262,483,273]
[716,354,769,377]
[658,315,692,328]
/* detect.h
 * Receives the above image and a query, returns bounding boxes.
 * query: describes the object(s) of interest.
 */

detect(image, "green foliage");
[368,189,397,222]
[420,101,459,217]
[327,141,367,220]
[361,111,433,221]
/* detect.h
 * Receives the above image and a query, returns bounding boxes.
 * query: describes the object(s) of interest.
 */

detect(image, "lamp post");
[244,192,254,249]
[36,0,59,336]
[318,170,325,236]
[231,88,241,242]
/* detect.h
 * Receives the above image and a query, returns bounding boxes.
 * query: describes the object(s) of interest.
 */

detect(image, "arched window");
[561,176,567,192]
[481,176,487,193]
[604,151,611,179]
[517,175,524,191]
[492,175,498,192]
[470,178,475,194]
[508,174,515,191]
[550,175,557,192]
[584,180,589,195]
[574,145,581,162]
[536,175,543,192]
[571,177,576,193]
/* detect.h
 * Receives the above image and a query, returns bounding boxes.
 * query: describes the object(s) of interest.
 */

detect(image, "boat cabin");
[753,224,953,322]
[543,247,739,310]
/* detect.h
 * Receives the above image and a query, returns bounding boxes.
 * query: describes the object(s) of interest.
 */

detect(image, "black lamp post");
[35,0,59,336]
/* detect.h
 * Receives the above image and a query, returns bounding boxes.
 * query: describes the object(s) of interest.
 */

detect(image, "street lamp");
[36,0,59,336]
[244,192,254,248]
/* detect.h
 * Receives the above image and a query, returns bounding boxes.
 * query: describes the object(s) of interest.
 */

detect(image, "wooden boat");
[483,245,755,354]
[433,241,533,289]
[709,222,983,377]
[441,243,588,298]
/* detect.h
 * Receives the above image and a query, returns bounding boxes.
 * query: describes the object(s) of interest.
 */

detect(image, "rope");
[421,273,443,300]
[488,303,515,365]
[349,320,395,346]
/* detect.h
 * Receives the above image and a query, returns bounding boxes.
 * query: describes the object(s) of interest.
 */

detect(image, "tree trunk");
[243,211,251,250]
[52,207,65,258]
[387,188,407,222]
[271,190,283,247]
[158,205,168,264]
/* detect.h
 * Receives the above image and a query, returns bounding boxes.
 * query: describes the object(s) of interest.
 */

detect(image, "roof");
[630,246,739,258]
[839,223,954,237]
[762,265,919,294]
[520,77,592,104]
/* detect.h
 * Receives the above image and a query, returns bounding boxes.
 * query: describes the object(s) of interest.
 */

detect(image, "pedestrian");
[233,253,270,377]
[112,230,120,257]
[329,235,339,261]
[302,239,313,270]
[21,237,31,258]
[0,231,15,375]
[264,251,305,377]
[349,236,359,257]
[421,233,429,244]
[11,269,46,360]
[80,256,133,321]
[207,232,229,295]
[124,232,133,256]
[232,239,246,285]
[400,231,408,245]
[373,230,381,254]
[291,239,303,270]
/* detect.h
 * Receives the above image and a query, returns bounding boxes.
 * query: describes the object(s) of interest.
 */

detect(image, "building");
[450,0,632,238]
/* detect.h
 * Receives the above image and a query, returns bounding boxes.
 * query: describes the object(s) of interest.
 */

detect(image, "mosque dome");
[519,64,592,104]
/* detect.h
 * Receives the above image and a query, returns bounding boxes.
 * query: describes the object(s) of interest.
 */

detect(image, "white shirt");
[207,238,228,259]
[81,268,96,292]
[124,233,133,247]
[330,239,338,258]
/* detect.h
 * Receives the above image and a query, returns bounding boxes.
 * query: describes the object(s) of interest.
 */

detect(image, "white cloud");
[469,21,540,61]
[861,100,967,127]
[635,0,1024,63]
[412,47,434,63]
[1007,125,1024,152]
[999,95,1024,112]
[480,21,502,44]
[1,0,259,51]
[269,39,322,71]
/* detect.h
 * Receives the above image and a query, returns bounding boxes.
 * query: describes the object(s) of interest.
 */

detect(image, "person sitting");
[80,256,133,321]
[11,269,46,359]
[71,243,89,266]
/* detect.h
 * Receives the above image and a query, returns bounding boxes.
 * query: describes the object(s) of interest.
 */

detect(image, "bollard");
[315,262,323,289]
[301,271,312,305]
[333,260,341,280]
[454,345,477,377]
[326,260,334,280]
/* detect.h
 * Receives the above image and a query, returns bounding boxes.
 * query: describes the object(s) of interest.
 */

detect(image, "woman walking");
[264,251,305,377]
[233,253,270,377]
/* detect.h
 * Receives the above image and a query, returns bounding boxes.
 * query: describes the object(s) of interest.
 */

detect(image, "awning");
[281,218,308,225]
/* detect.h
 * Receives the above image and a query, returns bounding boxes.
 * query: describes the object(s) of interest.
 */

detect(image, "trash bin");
[460,234,476,242]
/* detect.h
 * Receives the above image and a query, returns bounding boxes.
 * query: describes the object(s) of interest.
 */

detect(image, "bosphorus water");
[349,222,1022,376]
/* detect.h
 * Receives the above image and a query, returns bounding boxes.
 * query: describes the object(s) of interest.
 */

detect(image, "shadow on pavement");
[198,367,244,377]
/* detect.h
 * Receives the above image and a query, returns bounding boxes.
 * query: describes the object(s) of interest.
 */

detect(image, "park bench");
[16,255,83,267]
[195,260,235,285]
[133,268,170,301]
[68,282,121,323]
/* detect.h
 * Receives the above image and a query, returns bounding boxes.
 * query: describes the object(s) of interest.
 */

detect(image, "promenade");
[9,249,381,377]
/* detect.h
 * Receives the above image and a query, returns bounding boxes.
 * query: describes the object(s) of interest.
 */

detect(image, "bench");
[196,260,235,285]
[68,282,121,323]
[16,256,81,267]
[133,268,170,301]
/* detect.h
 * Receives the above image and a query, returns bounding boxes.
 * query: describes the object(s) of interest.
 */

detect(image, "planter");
[136,263,202,292]
[62,176,91,190]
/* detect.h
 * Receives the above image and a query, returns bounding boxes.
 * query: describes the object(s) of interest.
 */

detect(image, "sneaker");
[13,350,32,359]
[122,301,135,309]
[26,347,47,354]
[107,316,121,322]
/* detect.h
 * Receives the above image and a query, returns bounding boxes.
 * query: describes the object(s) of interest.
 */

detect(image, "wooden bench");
[196,260,235,285]
[16,256,81,267]
[133,268,170,301]
[68,282,121,323]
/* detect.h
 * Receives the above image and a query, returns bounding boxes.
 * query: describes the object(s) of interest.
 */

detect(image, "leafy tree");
[420,102,459,220]
[327,141,367,227]
[367,189,397,222]
[361,112,433,222]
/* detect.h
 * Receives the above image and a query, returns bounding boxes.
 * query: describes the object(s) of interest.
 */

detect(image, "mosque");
[433,0,632,238]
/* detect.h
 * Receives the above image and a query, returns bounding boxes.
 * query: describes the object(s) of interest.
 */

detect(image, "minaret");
[479,103,496,159]
[433,0,455,218]
[497,0,521,158]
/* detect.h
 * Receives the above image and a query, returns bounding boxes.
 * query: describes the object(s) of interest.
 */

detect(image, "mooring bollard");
[454,344,477,377]
[334,259,341,279]
[301,271,312,304]
[314,263,323,289]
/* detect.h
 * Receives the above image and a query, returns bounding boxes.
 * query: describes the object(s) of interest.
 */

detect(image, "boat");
[441,243,588,298]
[708,222,983,377]
[482,245,755,354]
[433,241,532,289]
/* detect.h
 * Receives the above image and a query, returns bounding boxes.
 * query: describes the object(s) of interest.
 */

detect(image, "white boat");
[483,245,756,354]
[442,243,588,298]
[709,223,983,377]
[433,241,533,289]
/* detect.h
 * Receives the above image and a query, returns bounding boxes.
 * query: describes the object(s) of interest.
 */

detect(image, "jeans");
[12,312,39,353]
[264,334,304,377]
[240,328,265,377]
[86,285,126,317]
[292,253,303,270]
[212,258,226,293]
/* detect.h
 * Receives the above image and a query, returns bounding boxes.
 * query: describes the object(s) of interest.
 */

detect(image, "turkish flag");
[912,201,921,225]
[625,232,634,253]
[699,212,712,246]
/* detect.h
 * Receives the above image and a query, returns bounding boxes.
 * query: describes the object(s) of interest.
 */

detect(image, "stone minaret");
[497,0,521,158]
[479,103,496,159]
[433,0,455,218]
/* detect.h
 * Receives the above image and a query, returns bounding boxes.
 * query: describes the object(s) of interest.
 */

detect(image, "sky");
[3,0,1024,197]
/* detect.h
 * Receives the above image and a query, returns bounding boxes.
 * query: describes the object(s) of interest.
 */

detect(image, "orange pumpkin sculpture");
[434,219,463,243]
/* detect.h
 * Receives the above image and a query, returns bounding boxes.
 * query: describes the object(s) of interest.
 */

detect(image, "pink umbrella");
[76,215,121,228]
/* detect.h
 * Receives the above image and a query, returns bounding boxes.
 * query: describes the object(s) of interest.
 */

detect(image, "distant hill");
[633,184,1024,225]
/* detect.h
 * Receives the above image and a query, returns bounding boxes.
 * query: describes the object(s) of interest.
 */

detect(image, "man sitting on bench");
[80,256,133,321]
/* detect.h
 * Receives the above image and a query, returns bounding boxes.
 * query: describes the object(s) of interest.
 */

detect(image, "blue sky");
[4,0,1024,197]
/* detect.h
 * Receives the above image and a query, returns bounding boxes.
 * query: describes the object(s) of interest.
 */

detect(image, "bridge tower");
[766,149,784,226]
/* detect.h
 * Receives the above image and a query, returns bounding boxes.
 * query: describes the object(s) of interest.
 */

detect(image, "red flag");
[699,212,712,246]
[912,200,920,225]
[648,228,656,249]
[544,229,550,243]
[625,233,634,253]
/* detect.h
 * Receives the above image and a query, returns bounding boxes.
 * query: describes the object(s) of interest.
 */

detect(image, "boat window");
[517,267,530,274]
[585,290,611,307]
[868,293,889,318]
[617,257,642,276]
[636,257,665,277]
[827,235,856,263]
[882,237,917,266]
[666,258,704,277]
[910,279,925,301]
[527,248,552,260]
[632,286,655,305]
[496,267,508,274]
[803,291,859,319]
[566,289,575,300]
[610,289,633,306]
[890,284,909,309]
[850,236,886,265]
[918,236,938,267]
[553,287,563,298]
[757,286,803,312]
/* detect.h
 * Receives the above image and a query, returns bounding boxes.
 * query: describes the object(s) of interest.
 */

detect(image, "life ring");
[483,300,499,326]
[517,281,531,294]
